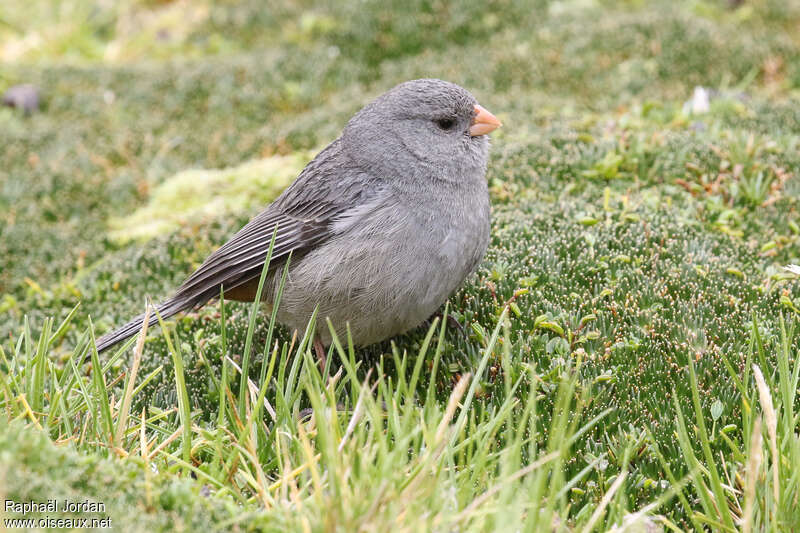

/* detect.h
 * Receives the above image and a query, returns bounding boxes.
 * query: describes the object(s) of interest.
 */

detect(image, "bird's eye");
[435,117,456,130]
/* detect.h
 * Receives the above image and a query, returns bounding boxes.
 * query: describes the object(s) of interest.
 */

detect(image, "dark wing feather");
[172,210,324,302]
[95,138,378,353]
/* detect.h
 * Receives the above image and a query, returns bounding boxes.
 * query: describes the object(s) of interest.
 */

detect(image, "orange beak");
[469,104,502,137]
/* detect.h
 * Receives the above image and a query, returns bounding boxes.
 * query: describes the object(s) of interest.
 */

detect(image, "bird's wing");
[171,210,325,303]
[94,208,334,354]
[95,139,380,354]
[171,138,378,306]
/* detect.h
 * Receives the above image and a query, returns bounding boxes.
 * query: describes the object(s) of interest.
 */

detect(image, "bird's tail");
[94,296,194,354]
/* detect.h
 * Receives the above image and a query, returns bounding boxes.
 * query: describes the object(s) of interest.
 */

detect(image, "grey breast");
[272,176,490,346]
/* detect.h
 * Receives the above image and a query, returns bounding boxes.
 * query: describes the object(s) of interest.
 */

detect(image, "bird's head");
[342,79,501,184]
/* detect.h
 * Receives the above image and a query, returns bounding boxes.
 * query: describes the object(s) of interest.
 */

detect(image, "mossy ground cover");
[2,1,800,530]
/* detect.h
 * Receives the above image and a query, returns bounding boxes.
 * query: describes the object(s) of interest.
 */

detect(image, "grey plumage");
[2,84,40,114]
[95,79,498,352]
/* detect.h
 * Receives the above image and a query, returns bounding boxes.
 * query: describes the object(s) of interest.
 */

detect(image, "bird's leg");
[427,311,467,338]
[313,337,327,375]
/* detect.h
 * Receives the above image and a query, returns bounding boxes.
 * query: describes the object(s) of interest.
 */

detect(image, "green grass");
[2,0,800,530]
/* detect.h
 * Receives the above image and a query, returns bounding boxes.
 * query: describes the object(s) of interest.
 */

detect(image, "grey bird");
[95,79,501,356]
[2,84,40,114]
